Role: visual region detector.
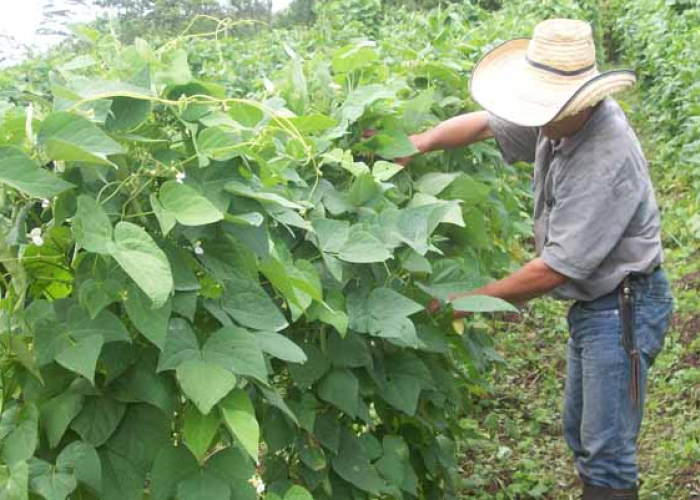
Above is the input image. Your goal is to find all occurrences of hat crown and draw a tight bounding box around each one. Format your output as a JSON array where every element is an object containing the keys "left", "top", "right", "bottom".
[{"left": 527, "top": 19, "right": 596, "bottom": 73}]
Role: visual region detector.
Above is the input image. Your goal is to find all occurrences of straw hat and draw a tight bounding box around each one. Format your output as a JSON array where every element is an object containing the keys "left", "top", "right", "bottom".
[{"left": 470, "top": 19, "right": 636, "bottom": 127}]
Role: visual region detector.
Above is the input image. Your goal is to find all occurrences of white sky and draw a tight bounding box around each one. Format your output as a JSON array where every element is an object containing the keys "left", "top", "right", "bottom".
[{"left": 0, "top": 0, "right": 294, "bottom": 65}]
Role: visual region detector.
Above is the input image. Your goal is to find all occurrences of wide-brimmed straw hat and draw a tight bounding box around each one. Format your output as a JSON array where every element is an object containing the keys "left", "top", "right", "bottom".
[{"left": 470, "top": 19, "right": 636, "bottom": 127}]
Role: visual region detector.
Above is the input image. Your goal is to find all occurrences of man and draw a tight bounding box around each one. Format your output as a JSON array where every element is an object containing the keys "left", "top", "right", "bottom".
[{"left": 400, "top": 19, "right": 674, "bottom": 500}]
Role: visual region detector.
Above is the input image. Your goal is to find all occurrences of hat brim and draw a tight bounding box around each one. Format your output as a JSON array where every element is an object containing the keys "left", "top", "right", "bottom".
[{"left": 470, "top": 38, "right": 636, "bottom": 127}]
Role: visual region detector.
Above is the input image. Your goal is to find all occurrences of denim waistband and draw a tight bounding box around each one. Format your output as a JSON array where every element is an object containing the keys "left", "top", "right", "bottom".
[{"left": 575, "top": 265, "right": 663, "bottom": 310}]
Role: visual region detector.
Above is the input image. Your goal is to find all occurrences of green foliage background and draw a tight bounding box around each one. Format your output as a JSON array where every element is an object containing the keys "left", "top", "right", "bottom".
[{"left": 1, "top": 0, "right": 695, "bottom": 499}]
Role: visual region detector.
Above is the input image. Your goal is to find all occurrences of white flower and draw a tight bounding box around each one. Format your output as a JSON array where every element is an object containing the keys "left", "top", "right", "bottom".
[
  {"left": 193, "top": 241, "right": 204, "bottom": 255},
  {"left": 175, "top": 172, "right": 186, "bottom": 183},
  {"left": 248, "top": 475, "right": 265, "bottom": 495},
  {"left": 28, "top": 227, "right": 44, "bottom": 247},
  {"left": 41, "top": 198, "right": 50, "bottom": 208}
]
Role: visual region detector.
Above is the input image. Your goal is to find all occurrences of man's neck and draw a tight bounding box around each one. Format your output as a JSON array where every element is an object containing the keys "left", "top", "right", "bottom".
[{"left": 543, "top": 105, "right": 596, "bottom": 140}]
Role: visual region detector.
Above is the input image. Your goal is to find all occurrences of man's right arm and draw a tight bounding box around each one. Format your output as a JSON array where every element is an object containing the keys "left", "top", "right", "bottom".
[{"left": 409, "top": 111, "right": 493, "bottom": 156}]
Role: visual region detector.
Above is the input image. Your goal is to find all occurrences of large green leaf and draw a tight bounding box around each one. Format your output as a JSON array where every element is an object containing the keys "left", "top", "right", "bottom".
[
  {"left": 332, "top": 430, "right": 387, "bottom": 495},
  {"left": 176, "top": 471, "right": 230, "bottom": 500},
  {"left": 202, "top": 326, "right": 269, "bottom": 383},
  {"left": 150, "top": 445, "right": 199, "bottom": 500},
  {"left": 56, "top": 441, "right": 101, "bottom": 494},
  {"left": 205, "top": 448, "right": 256, "bottom": 500},
  {"left": 73, "top": 195, "right": 112, "bottom": 254},
  {"left": 157, "top": 319, "right": 200, "bottom": 372},
  {"left": 318, "top": 369, "right": 359, "bottom": 418},
  {"left": 158, "top": 181, "right": 224, "bottom": 227},
  {"left": 111, "top": 222, "right": 173, "bottom": 309},
  {"left": 27, "top": 459, "right": 77, "bottom": 500},
  {"left": 0, "top": 147, "right": 74, "bottom": 199},
  {"left": 219, "top": 390, "right": 259, "bottom": 463},
  {"left": 40, "top": 392, "right": 84, "bottom": 449},
  {"left": 176, "top": 360, "right": 237, "bottom": 415},
  {"left": 220, "top": 277, "right": 288, "bottom": 332},
  {"left": 124, "top": 284, "right": 172, "bottom": 349},
  {"left": 338, "top": 229, "right": 391, "bottom": 264},
  {"left": 70, "top": 397, "right": 126, "bottom": 447},
  {"left": 451, "top": 295, "right": 518, "bottom": 313},
  {"left": 0, "top": 404, "right": 39, "bottom": 465},
  {"left": 55, "top": 335, "right": 104, "bottom": 384},
  {"left": 183, "top": 405, "right": 219, "bottom": 460},
  {"left": 98, "top": 449, "right": 144, "bottom": 500},
  {"left": 37, "top": 112, "right": 124, "bottom": 165},
  {"left": 254, "top": 331, "right": 307, "bottom": 363},
  {"left": 0, "top": 460, "right": 29, "bottom": 500}
]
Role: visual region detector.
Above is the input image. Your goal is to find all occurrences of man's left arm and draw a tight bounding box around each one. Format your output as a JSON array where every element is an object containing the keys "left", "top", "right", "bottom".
[{"left": 448, "top": 258, "right": 568, "bottom": 316}]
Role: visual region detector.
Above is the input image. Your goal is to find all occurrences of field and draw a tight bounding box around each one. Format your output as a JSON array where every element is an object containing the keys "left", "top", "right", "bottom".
[{"left": 0, "top": 1, "right": 697, "bottom": 499}]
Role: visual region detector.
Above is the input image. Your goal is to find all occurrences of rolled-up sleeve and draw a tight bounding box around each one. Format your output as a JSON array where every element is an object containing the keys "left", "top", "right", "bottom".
[
  {"left": 541, "top": 157, "right": 645, "bottom": 280},
  {"left": 488, "top": 113, "right": 539, "bottom": 164}
]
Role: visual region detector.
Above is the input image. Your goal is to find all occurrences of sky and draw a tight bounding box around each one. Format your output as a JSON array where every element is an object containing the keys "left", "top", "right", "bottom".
[{"left": 0, "top": 0, "right": 294, "bottom": 65}]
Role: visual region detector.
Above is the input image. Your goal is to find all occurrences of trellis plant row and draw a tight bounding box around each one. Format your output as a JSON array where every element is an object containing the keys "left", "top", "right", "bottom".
[{"left": 0, "top": 6, "right": 534, "bottom": 500}]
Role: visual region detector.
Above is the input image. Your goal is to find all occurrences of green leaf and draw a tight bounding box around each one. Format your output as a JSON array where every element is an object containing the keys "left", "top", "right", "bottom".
[
  {"left": 220, "top": 277, "right": 288, "bottom": 332},
  {"left": 40, "top": 392, "right": 84, "bottom": 449},
  {"left": 37, "top": 112, "right": 124, "bottom": 165},
  {"left": 150, "top": 445, "right": 199, "bottom": 500},
  {"left": 111, "top": 221, "right": 173, "bottom": 308},
  {"left": 150, "top": 194, "right": 177, "bottom": 236},
  {"left": 34, "top": 305, "right": 128, "bottom": 376},
  {"left": 73, "top": 195, "right": 112, "bottom": 254},
  {"left": 55, "top": 335, "right": 104, "bottom": 384},
  {"left": 177, "top": 359, "right": 237, "bottom": 415},
  {"left": 203, "top": 326, "right": 268, "bottom": 383},
  {"left": 362, "top": 130, "right": 418, "bottom": 159},
  {"left": 157, "top": 319, "right": 200, "bottom": 372},
  {"left": 332, "top": 430, "right": 387, "bottom": 494},
  {"left": 338, "top": 229, "right": 391, "bottom": 264},
  {"left": 56, "top": 441, "right": 101, "bottom": 494},
  {"left": 284, "top": 485, "right": 314, "bottom": 500},
  {"left": 0, "top": 404, "right": 39, "bottom": 465},
  {"left": 225, "top": 181, "right": 303, "bottom": 210},
  {"left": 0, "top": 460, "right": 29, "bottom": 500},
  {"left": 27, "top": 460, "right": 77, "bottom": 500},
  {"left": 98, "top": 449, "right": 144, "bottom": 500},
  {"left": 451, "top": 295, "right": 517, "bottom": 313},
  {"left": 70, "top": 397, "right": 126, "bottom": 447},
  {"left": 369, "top": 288, "right": 423, "bottom": 320},
  {"left": 156, "top": 49, "right": 192, "bottom": 86},
  {"left": 124, "top": 284, "right": 171, "bottom": 349},
  {"left": 158, "top": 181, "right": 224, "bottom": 226},
  {"left": 176, "top": 471, "right": 230, "bottom": 500},
  {"left": 328, "top": 332, "right": 371, "bottom": 368},
  {"left": 105, "top": 97, "right": 151, "bottom": 132},
  {"left": 446, "top": 175, "right": 491, "bottom": 207},
  {"left": 376, "top": 436, "right": 409, "bottom": 487},
  {"left": 183, "top": 405, "right": 219, "bottom": 460},
  {"left": 0, "top": 147, "right": 74, "bottom": 199},
  {"left": 206, "top": 447, "right": 256, "bottom": 500},
  {"left": 311, "top": 219, "right": 349, "bottom": 253},
  {"left": 332, "top": 41, "right": 379, "bottom": 73},
  {"left": 219, "top": 389, "right": 259, "bottom": 463},
  {"left": 318, "top": 369, "right": 359, "bottom": 417},
  {"left": 104, "top": 404, "right": 171, "bottom": 473},
  {"left": 254, "top": 331, "right": 307, "bottom": 363},
  {"left": 288, "top": 344, "right": 331, "bottom": 389},
  {"left": 372, "top": 160, "right": 404, "bottom": 182},
  {"left": 414, "top": 172, "right": 460, "bottom": 196}
]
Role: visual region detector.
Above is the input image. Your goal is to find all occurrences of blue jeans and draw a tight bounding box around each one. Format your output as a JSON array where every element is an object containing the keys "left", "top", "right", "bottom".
[{"left": 563, "top": 268, "right": 674, "bottom": 489}]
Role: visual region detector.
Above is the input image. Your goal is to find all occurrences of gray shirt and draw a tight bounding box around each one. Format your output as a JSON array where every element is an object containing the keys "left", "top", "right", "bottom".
[{"left": 488, "top": 98, "right": 663, "bottom": 301}]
